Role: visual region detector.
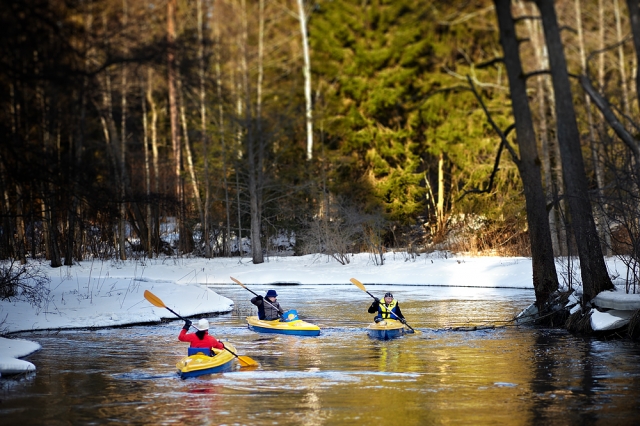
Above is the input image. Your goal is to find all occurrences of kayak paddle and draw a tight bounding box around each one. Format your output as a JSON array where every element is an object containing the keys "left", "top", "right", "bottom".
[
  {"left": 230, "top": 276, "right": 284, "bottom": 318},
  {"left": 143, "top": 289, "right": 258, "bottom": 367},
  {"left": 349, "top": 278, "right": 421, "bottom": 334}
]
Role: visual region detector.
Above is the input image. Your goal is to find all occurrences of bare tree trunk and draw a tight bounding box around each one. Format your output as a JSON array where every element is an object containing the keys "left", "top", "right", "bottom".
[
  {"left": 167, "top": 0, "right": 184, "bottom": 254},
  {"left": 118, "top": 0, "right": 128, "bottom": 261},
  {"left": 142, "top": 77, "right": 152, "bottom": 257},
  {"left": 234, "top": 69, "right": 244, "bottom": 258},
  {"left": 178, "top": 72, "right": 203, "bottom": 254},
  {"left": 297, "top": 0, "right": 313, "bottom": 160},
  {"left": 213, "top": 6, "right": 232, "bottom": 257},
  {"left": 437, "top": 152, "right": 445, "bottom": 233},
  {"left": 147, "top": 69, "right": 160, "bottom": 255},
  {"left": 198, "top": 0, "right": 211, "bottom": 258},
  {"left": 8, "top": 82, "right": 26, "bottom": 263},
  {"left": 626, "top": 0, "right": 640, "bottom": 112},
  {"left": 493, "top": 0, "right": 558, "bottom": 307},
  {"left": 523, "top": 2, "right": 564, "bottom": 256},
  {"left": 240, "top": 0, "right": 264, "bottom": 264},
  {"left": 15, "top": 183, "right": 26, "bottom": 263},
  {"left": 576, "top": 0, "right": 609, "bottom": 255},
  {"left": 257, "top": 0, "right": 264, "bottom": 119},
  {"left": 615, "top": 0, "right": 631, "bottom": 118},
  {"left": 534, "top": 0, "right": 613, "bottom": 302}
]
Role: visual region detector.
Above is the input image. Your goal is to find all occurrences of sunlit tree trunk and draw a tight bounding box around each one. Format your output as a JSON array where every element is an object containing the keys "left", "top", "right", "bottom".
[
  {"left": 437, "top": 152, "right": 445, "bottom": 233},
  {"left": 297, "top": 0, "right": 313, "bottom": 160},
  {"left": 177, "top": 72, "right": 200, "bottom": 255},
  {"left": 146, "top": 69, "right": 161, "bottom": 256}
]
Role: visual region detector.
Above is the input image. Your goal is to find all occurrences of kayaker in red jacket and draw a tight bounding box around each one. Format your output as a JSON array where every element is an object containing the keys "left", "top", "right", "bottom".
[{"left": 178, "top": 318, "right": 224, "bottom": 350}]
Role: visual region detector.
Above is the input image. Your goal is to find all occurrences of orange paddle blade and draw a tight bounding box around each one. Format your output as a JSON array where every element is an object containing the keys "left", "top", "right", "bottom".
[
  {"left": 144, "top": 290, "right": 166, "bottom": 308},
  {"left": 230, "top": 276, "right": 247, "bottom": 288},
  {"left": 349, "top": 278, "right": 367, "bottom": 292},
  {"left": 237, "top": 355, "right": 258, "bottom": 367}
]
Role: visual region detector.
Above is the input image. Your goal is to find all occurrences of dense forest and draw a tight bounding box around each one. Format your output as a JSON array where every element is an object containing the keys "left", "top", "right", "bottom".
[{"left": 2, "top": 0, "right": 640, "bottom": 307}]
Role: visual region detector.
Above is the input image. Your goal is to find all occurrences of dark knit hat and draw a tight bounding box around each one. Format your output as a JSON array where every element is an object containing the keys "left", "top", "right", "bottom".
[{"left": 266, "top": 289, "right": 278, "bottom": 298}]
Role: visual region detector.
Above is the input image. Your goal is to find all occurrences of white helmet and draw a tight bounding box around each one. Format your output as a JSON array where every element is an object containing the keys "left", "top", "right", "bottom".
[{"left": 194, "top": 318, "right": 210, "bottom": 331}]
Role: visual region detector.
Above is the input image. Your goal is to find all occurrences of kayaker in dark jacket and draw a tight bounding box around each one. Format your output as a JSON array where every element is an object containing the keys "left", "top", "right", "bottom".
[
  {"left": 178, "top": 318, "right": 224, "bottom": 351},
  {"left": 368, "top": 292, "right": 406, "bottom": 323},
  {"left": 251, "top": 289, "right": 284, "bottom": 320}
]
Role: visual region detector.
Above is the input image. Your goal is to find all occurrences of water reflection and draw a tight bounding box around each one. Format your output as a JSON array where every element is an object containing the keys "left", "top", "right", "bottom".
[{"left": 3, "top": 285, "right": 640, "bottom": 425}]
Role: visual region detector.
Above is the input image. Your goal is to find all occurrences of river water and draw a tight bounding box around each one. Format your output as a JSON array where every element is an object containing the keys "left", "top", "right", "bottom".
[{"left": 2, "top": 284, "right": 640, "bottom": 425}]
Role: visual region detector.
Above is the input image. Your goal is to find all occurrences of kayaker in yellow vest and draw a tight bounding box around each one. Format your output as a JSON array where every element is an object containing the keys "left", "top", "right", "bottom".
[
  {"left": 251, "top": 289, "right": 284, "bottom": 320},
  {"left": 368, "top": 292, "right": 406, "bottom": 324}
]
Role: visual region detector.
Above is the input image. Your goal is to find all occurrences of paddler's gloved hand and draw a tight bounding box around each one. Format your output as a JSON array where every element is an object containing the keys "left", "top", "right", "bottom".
[
  {"left": 256, "top": 295, "right": 263, "bottom": 301},
  {"left": 400, "top": 318, "right": 407, "bottom": 325},
  {"left": 183, "top": 320, "right": 192, "bottom": 330}
]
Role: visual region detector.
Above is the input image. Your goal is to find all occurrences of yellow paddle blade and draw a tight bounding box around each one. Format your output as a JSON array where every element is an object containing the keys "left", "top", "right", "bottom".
[
  {"left": 230, "top": 276, "right": 247, "bottom": 288},
  {"left": 144, "top": 290, "right": 166, "bottom": 308},
  {"left": 237, "top": 355, "right": 259, "bottom": 368},
  {"left": 349, "top": 277, "right": 367, "bottom": 292}
]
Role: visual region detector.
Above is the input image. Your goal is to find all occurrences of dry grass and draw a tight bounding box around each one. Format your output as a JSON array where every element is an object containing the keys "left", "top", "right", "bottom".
[
  {"left": 565, "top": 310, "right": 593, "bottom": 334},
  {"left": 627, "top": 309, "right": 640, "bottom": 339}
]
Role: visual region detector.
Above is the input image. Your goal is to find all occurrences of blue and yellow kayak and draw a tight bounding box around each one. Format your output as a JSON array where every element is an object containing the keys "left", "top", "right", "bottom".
[
  {"left": 367, "top": 319, "right": 405, "bottom": 340},
  {"left": 246, "top": 312, "right": 320, "bottom": 336},
  {"left": 176, "top": 343, "right": 237, "bottom": 378}
]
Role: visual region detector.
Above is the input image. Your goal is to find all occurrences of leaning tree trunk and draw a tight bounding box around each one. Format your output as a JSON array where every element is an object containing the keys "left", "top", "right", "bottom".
[
  {"left": 494, "top": 0, "right": 559, "bottom": 307},
  {"left": 534, "top": 0, "right": 614, "bottom": 303}
]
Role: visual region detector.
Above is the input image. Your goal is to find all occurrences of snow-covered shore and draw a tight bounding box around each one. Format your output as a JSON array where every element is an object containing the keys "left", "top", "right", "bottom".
[{"left": 0, "top": 252, "right": 637, "bottom": 376}]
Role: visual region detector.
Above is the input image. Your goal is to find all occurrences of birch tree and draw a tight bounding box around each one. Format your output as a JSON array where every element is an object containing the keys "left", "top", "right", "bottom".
[{"left": 297, "top": 0, "right": 313, "bottom": 160}]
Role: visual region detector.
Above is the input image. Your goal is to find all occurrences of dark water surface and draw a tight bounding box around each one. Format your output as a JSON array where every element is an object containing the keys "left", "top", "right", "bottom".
[{"left": 2, "top": 285, "right": 640, "bottom": 425}]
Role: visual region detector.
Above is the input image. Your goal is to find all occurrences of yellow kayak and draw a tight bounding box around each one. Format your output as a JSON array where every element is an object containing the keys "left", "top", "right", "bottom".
[
  {"left": 176, "top": 342, "right": 237, "bottom": 378},
  {"left": 246, "top": 315, "right": 320, "bottom": 336},
  {"left": 367, "top": 319, "right": 406, "bottom": 340}
]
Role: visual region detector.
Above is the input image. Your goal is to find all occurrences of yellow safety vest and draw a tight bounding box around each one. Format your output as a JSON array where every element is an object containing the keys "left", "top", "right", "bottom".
[{"left": 379, "top": 300, "right": 398, "bottom": 319}]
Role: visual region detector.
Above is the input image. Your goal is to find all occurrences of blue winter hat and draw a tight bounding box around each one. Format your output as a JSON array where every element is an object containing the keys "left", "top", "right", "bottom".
[{"left": 266, "top": 289, "right": 278, "bottom": 298}]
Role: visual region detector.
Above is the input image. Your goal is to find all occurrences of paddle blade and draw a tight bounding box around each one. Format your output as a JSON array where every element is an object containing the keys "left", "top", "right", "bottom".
[
  {"left": 349, "top": 278, "right": 367, "bottom": 292},
  {"left": 144, "top": 290, "right": 166, "bottom": 308},
  {"left": 237, "top": 355, "right": 258, "bottom": 368},
  {"left": 230, "top": 276, "right": 246, "bottom": 288}
]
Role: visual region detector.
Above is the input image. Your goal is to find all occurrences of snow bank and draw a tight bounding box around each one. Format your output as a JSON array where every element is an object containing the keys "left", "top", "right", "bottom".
[{"left": 0, "top": 337, "right": 40, "bottom": 376}]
